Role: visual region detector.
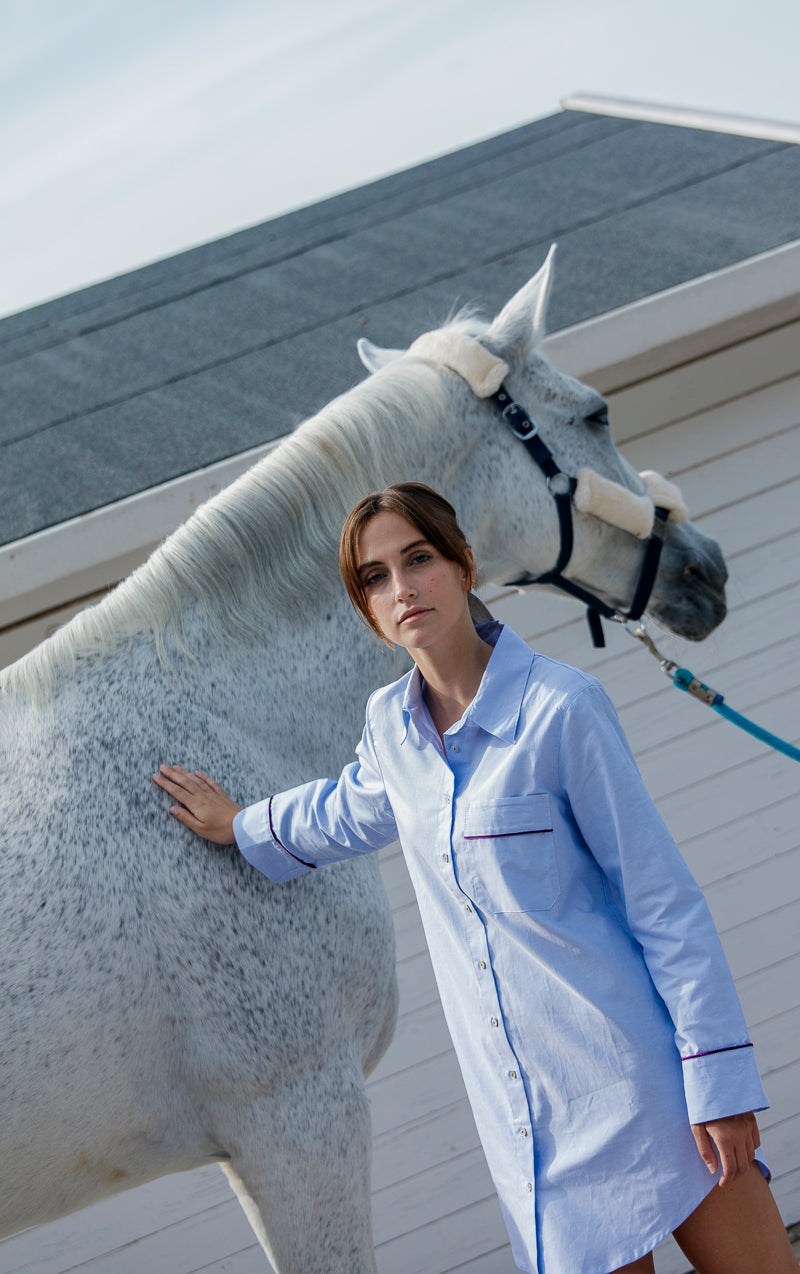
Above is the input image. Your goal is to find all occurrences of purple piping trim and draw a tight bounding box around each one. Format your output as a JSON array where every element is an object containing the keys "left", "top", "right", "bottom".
[
  {"left": 268, "top": 796, "right": 316, "bottom": 870},
  {"left": 464, "top": 828, "right": 552, "bottom": 840},
  {"left": 681, "top": 1043, "right": 753, "bottom": 1062}
]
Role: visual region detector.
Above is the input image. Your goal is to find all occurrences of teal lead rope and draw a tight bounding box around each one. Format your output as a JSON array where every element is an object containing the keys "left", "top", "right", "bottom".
[{"left": 627, "top": 625, "right": 800, "bottom": 764}]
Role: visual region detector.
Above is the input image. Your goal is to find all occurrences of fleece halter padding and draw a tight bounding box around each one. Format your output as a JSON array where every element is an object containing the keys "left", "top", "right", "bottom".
[
  {"left": 405, "top": 329, "right": 688, "bottom": 540},
  {"left": 574, "top": 468, "right": 688, "bottom": 539},
  {"left": 406, "top": 331, "right": 509, "bottom": 398}
]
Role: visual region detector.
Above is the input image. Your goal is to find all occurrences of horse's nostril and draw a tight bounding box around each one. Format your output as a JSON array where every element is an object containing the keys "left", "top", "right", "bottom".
[{"left": 682, "top": 554, "right": 727, "bottom": 591}]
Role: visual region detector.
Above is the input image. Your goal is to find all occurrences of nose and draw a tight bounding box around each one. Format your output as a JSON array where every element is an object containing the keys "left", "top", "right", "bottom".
[
  {"left": 393, "top": 569, "right": 416, "bottom": 600},
  {"left": 681, "top": 538, "right": 728, "bottom": 594}
]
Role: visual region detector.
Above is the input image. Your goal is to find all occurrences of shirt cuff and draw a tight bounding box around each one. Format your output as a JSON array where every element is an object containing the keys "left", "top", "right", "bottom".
[
  {"left": 233, "top": 799, "right": 315, "bottom": 882},
  {"left": 681, "top": 1044, "right": 769, "bottom": 1125}
]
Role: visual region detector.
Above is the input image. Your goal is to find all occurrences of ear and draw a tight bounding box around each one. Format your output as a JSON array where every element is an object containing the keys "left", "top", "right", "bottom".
[
  {"left": 484, "top": 244, "right": 556, "bottom": 359},
  {"left": 357, "top": 337, "right": 406, "bottom": 373}
]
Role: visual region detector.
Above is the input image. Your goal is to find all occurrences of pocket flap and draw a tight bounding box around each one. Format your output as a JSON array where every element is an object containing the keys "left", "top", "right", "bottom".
[{"left": 464, "top": 794, "right": 552, "bottom": 839}]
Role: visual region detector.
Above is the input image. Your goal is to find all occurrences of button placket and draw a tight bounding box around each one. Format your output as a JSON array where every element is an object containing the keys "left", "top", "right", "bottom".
[
  {"left": 467, "top": 925, "right": 534, "bottom": 1133},
  {"left": 439, "top": 770, "right": 455, "bottom": 880},
  {"left": 453, "top": 835, "right": 537, "bottom": 1180}
]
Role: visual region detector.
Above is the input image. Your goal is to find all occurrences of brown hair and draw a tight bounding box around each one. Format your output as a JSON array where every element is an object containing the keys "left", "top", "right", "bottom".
[{"left": 339, "top": 482, "right": 475, "bottom": 639}]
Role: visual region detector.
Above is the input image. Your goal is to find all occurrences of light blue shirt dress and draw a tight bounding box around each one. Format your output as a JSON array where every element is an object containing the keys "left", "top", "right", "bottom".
[{"left": 234, "top": 621, "right": 768, "bottom": 1274}]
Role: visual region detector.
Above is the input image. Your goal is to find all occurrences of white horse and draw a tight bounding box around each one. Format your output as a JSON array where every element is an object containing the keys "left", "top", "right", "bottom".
[{"left": 0, "top": 252, "right": 726, "bottom": 1272}]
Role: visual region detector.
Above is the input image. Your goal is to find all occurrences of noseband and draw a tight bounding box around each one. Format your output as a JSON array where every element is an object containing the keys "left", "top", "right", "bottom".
[
  {"left": 404, "top": 329, "right": 687, "bottom": 648},
  {"left": 489, "top": 386, "right": 671, "bottom": 647}
]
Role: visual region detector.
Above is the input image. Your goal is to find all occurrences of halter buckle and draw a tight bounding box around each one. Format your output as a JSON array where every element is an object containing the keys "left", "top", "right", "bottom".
[{"left": 501, "top": 400, "right": 539, "bottom": 442}]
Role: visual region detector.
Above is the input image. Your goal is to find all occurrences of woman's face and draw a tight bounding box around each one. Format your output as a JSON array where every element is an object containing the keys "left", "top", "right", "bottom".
[{"left": 356, "top": 511, "right": 473, "bottom": 654}]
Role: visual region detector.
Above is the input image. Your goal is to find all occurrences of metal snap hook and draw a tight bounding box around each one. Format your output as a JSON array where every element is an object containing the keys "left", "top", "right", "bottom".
[{"left": 624, "top": 621, "right": 678, "bottom": 677}]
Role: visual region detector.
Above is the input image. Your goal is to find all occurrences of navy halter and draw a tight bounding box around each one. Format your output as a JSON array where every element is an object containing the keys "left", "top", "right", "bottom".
[{"left": 489, "top": 385, "right": 670, "bottom": 648}]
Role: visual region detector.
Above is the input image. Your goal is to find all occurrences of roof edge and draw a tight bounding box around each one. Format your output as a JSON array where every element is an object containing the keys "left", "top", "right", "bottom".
[
  {"left": 0, "top": 438, "right": 278, "bottom": 636},
  {"left": 562, "top": 93, "right": 800, "bottom": 144},
  {"left": 542, "top": 238, "right": 800, "bottom": 391}
]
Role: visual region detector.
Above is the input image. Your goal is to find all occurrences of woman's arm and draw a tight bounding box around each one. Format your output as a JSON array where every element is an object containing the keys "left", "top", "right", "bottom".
[
  {"left": 153, "top": 703, "right": 398, "bottom": 880},
  {"left": 556, "top": 683, "right": 769, "bottom": 1155}
]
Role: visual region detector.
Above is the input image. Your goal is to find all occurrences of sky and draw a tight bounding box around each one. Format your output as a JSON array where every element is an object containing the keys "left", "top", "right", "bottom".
[{"left": 2, "top": 0, "right": 799, "bottom": 320}]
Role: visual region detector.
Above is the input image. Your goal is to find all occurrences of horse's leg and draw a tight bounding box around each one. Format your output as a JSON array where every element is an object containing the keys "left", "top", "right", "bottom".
[{"left": 211, "top": 1059, "right": 378, "bottom": 1274}]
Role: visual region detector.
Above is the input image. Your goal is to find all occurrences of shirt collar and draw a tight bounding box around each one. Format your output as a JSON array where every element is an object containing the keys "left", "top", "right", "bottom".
[{"left": 400, "top": 621, "right": 534, "bottom": 745}]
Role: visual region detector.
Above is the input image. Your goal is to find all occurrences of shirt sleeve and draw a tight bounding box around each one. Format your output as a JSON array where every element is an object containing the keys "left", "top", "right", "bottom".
[
  {"left": 557, "top": 683, "right": 768, "bottom": 1126},
  {"left": 233, "top": 702, "right": 398, "bottom": 882}
]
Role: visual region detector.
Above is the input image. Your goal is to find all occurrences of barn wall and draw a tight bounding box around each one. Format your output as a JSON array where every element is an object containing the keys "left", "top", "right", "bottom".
[{"left": 2, "top": 278, "right": 798, "bottom": 1274}]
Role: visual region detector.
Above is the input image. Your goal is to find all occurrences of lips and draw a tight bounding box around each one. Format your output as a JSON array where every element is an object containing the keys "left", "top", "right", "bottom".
[{"left": 399, "top": 607, "right": 431, "bottom": 624}]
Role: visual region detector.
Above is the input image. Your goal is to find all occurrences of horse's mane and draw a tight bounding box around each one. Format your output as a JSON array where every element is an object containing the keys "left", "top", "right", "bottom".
[{"left": 2, "top": 350, "right": 463, "bottom": 702}]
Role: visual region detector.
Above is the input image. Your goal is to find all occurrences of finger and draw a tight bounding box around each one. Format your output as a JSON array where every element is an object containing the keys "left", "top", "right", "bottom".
[
  {"left": 691, "top": 1125, "right": 718, "bottom": 1175},
  {"left": 152, "top": 773, "right": 181, "bottom": 796},
  {"left": 193, "top": 771, "right": 227, "bottom": 794},
  {"left": 159, "top": 765, "right": 214, "bottom": 796},
  {"left": 153, "top": 773, "right": 198, "bottom": 800},
  {"left": 716, "top": 1135, "right": 742, "bottom": 1188},
  {"left": 168, "top": 805, "right": 206, "bottom": 834},
  {"left": 159, "top": 763, "right": 200, "bottom": 785},
  {"left": 717, "top": 1153, "right": 732, "bottom": 1188}
]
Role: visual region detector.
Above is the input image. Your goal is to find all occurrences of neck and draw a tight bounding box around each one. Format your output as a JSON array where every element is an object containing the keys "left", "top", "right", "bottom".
[{"left": 414, "top": 617, "right": 493, "bottom": 739}]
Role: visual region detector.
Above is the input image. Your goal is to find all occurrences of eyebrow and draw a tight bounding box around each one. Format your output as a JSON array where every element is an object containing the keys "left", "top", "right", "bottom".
[{"left": 358, "top": 538, "right": 430, "bottom": 576}]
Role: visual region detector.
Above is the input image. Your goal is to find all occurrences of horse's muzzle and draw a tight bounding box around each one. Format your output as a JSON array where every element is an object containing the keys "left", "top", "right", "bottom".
[{"left": 650, "top": 529, "right": 728, "bottom": 641}]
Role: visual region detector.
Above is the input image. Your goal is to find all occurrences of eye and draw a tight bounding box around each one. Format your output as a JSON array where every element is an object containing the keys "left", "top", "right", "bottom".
[
  {"left": 410, "top": 551, "right": 432, "bottom": 566},
  {"left": 363, "top": 569, "right": 386, "bottom": 588}
]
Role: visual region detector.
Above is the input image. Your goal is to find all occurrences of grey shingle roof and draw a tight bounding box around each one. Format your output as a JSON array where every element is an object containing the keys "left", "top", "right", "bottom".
[{"left": 1, "top": 107, "right": 798, "bottom": 547}]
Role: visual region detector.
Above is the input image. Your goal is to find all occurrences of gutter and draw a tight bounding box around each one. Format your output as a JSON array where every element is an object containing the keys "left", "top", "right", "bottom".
[{"left": 562, "top": 93, "right": 800, "bottom": 145}]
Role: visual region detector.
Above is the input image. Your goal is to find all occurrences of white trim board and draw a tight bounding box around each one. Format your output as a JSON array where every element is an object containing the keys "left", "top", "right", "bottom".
[
  {"left": 542, "top": 239, "right": 800, "bottom": 391},
  {"left": 0, "top": 439, "right": 278, "bottom": 632}
]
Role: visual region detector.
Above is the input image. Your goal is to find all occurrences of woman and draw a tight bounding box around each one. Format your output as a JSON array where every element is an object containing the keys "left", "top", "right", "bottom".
[{"left": 154, "top": 483, "right": 795, "bottom": 1274}]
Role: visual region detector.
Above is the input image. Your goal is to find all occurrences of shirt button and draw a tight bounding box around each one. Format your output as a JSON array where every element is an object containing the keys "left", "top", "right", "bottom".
[
  {"left": 527, "top": 1182, "right": 533, "bottom": 1192},
  {"left": 491, "top": 1017, "right": 499, "bottom": 1027},
  {"left": 442, "top": 854, "right": 449, "bottom": 863},
  {"left": 444, "top": 795, "right": 451, "bottom": 805},
  {"left": 451, "top": 744, "right": 460, "bottom": 753},
  {"left": 520, "top": 1128, "right": 528, "bottom": 1137},
  {"left": 509, "top": 1069, "right": 517, "bottom": 1079},
  {"left": 465, "top": 904, "right": 472, "bottom": 913},
  {"left": 478, "top": 961, "right": 486, "bottom": 970}
]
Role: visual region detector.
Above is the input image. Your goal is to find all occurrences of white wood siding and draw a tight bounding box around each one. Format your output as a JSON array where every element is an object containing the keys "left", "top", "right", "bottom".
[{"left": 2, "top": 304, "right": 798, "bottom": 1274}]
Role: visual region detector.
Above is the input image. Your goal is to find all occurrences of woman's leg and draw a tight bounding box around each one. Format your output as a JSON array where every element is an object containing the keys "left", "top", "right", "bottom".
[{"left": 672, "top": 1162, "right": 797, "bottom": 1273}]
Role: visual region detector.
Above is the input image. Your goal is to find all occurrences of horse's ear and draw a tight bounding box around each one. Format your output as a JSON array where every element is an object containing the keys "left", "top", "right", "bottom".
[
  {"left": 485, "top": 244, "right": 556, "bottom": 358},
  {"left": 357, "top": 337, "right": 405, "bottom": 373}
]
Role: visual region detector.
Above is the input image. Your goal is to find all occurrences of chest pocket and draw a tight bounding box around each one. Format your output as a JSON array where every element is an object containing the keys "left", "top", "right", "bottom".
[{"left": 462, "top": 794, "right": 559, "bottom": 913}]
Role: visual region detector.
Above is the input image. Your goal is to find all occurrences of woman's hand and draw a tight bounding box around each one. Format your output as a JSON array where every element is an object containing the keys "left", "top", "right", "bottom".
[
  {"left": 691, "top": 1111, "right": 760, "bottom": 1188},
  {"left": 152, "top": 765, "right": 242, "bottom": 844}
]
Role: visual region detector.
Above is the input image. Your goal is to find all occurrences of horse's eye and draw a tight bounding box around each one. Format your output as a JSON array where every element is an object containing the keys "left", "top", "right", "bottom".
[{"left": 585, "top": 402, "right": 609, "bottom": 428}]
